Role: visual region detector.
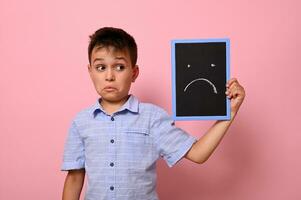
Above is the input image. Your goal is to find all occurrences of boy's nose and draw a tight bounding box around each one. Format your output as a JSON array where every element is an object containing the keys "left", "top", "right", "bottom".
[{"left": 105, "top": 69, "right": 115, "bottom": 81}]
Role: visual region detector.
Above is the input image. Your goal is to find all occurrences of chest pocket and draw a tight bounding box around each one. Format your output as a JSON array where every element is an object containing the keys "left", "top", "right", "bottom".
[
  {"left": 124, "top": 128, "right": 151, "bottom": 144},
  {"left": 121, "top": 128, "right": 154, "bottom": 169}
]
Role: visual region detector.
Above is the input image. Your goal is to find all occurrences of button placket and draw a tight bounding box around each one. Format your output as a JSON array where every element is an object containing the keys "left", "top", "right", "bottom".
[{"left": 109, "top": 114, "right": 116, "bottom": 197}]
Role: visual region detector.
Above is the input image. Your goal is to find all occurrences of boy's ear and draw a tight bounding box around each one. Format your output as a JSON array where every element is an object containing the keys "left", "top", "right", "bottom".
[
  {"left": 87, "top": 64, "right": 93, "bottom": 79},
  {"left": 87, "top": 64, "right": 92, "bottom": 73},
  {"left": 132, "top": 65, "right": 139, "bottom": 82}
]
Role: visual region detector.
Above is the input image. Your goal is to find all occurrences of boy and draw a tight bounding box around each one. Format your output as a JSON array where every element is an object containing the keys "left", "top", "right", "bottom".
[{"left": 61, "top": 27, "right": 245, "bottom": 200}]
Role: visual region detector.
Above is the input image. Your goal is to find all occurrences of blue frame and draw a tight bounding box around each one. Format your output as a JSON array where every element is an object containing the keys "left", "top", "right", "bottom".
[{"left": 171, "top": 38, "right": 231, "bottom": 121}]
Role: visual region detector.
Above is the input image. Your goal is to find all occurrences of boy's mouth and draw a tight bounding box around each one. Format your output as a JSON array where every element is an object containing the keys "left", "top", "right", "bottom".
[{"left": 103, "top": 86, "right": 117, "bottom": 92}]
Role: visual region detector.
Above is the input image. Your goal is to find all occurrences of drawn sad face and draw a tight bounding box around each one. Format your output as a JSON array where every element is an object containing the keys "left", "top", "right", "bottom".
[{"left": 175, "top": 42, "right": 227, "bottom": 116}]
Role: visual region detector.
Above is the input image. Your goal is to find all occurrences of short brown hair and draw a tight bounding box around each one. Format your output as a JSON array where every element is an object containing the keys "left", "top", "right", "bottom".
[{"left": 88, "top": 27, "right": 138, "bottom": 66}]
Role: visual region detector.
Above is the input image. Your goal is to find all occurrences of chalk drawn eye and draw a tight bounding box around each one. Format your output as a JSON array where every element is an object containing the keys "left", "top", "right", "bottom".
[
  {"left": 184, "top": 78, "right": 218, "bottom": 94},
  {"left": 187, "top": 64, "right": 191, "bottom": 68}
]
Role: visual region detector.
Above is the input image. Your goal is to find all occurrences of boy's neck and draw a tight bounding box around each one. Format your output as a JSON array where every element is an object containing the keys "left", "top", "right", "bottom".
[{"left": 100, "top": 95, "right": 130, "bottom": 116}]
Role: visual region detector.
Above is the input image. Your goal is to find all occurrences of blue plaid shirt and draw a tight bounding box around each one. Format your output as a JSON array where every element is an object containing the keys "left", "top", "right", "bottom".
[{"left": 61, "top": 95, "right": 197, "bottom": 200}]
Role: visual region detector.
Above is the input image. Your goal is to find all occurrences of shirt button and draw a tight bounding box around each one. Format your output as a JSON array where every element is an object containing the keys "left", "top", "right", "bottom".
[
  {"left": 111, "top": 117, "right": 114, "bottom": 121},
  {"left": 110, "top": 139, "right": 114, "bottom": 143},
  {"left": 110, "top": 186, "right": 114, "bottom": 191},
  {"left": 110, "top": 162, "right": 114, "bottom": 167}
]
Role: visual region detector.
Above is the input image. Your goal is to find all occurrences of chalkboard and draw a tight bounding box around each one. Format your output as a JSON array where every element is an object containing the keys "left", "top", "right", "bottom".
[{"left": 171, "top": 39, "right": 230, "bottom": 120}]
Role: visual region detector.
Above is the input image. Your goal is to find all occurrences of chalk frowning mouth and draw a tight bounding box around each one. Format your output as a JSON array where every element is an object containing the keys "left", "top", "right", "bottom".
[{"left": 184, "top": 78, "right": 218, "bottom": 94}]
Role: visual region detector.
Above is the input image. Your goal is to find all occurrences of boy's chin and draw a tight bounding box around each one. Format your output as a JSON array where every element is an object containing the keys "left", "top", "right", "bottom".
[{"left": 99, "top": 94, "right": 129, "bottom": 103}]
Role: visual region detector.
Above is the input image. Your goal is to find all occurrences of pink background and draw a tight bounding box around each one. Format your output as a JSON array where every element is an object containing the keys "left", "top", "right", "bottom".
[{"left": 0, "top": 0, "right": 300, "bottom": 199}]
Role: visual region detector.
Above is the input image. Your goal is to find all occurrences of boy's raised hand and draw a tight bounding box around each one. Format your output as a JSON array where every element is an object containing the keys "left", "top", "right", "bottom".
[
  {"left": 225, "top": 78, "right": 246, "bottom": 117},
  {"left": 185, "top": 78, "right": 245, "bottom": 164}
]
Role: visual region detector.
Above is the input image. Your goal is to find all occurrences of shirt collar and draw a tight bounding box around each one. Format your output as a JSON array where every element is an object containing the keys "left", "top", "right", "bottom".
[{"left": 90, "top": 95, "right": 139, "bottom": 117}]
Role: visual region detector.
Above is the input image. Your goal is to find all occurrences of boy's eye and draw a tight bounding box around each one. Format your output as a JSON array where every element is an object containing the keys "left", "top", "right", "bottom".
[
  {"left": 96, "top": 65, "right": 106, "bottom": 71},
  {"left": 115, "top": 65, "right": 125, "bottom": 71}
]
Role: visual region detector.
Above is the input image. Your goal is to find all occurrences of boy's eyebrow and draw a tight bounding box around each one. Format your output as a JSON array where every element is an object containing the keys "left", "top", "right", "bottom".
[
  {"left": 93, "top": 58, "right": 104, "bottom": 64},
  {"left": 115, "top": 57, "right": 128, "bottom": 63},
  {"left": 93, "top": 57, "right": 128, "bottom": 64}
]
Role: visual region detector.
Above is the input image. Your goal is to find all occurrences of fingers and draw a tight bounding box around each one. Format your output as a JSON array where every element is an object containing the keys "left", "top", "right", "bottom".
[
  {"left": 225, "top": 78, "right": 245, "bottom": 99},
  {"left": 226, "top": 85, "right": 243, "bottom": 99},
  {"left": 226, "top": 78, "right": 238, "bottom": 88},
  {"left": 231, "top": 86, "right": 245, "bottom": 99},
  {"left": 225, "top": 78, "right": 237, "bottom": 98}
]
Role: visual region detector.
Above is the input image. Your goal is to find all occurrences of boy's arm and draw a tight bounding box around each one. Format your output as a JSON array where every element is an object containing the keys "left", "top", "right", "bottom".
[
  {"left": 185, "top": 78, "right": 245, "bottom": 164},
  {"left": 62, "top": 169, "right": 85, "bottom": 200}
]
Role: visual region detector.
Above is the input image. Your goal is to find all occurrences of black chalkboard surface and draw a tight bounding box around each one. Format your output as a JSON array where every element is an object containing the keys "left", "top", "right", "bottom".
[{"left": 171, "top": 39, "right": 230, "bottom": 120}]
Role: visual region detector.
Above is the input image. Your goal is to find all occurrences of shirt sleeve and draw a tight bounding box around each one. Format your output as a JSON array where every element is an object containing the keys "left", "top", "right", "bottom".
[
  {"left": 151, "top": 107, "right": 197, "bottom": 167},
  {"left": 61, "top": 120, "right": 85, "bottom": 171}
]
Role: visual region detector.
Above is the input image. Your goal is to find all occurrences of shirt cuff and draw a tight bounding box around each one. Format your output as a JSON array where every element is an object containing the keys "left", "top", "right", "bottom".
[
  {"left": 166, "top": 136, "right": 197, "bottom": 167},
  {"left": 61, "top": 160, "right": 85, "bottom": 171}
]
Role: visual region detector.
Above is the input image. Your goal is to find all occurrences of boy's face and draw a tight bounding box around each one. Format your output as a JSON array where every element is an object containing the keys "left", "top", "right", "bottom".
[{"left": 88, "top": 46, "right": 139, "bottom": 104}]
